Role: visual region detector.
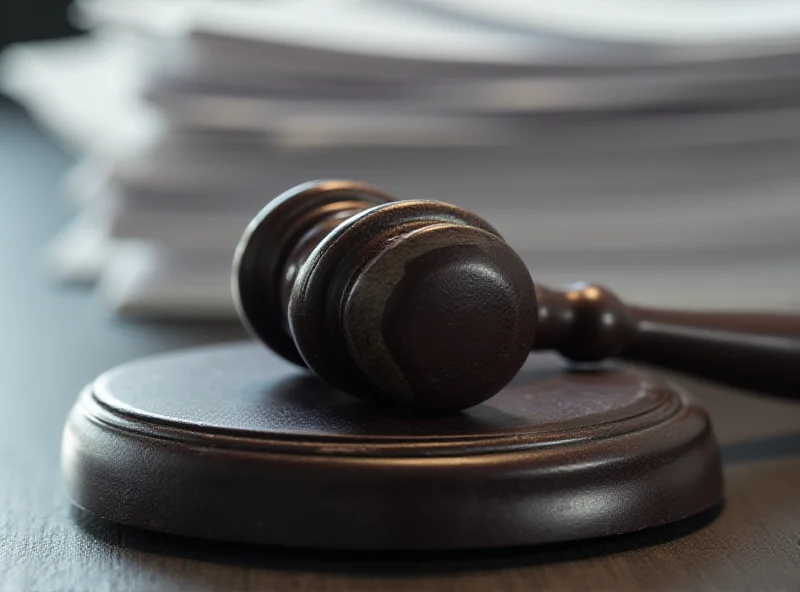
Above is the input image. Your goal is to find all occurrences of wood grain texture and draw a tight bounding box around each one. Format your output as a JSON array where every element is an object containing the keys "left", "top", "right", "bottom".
[
  {"left": 4, "top": 98, "right": 800, "bottom": 591},
  {"left": 234, "top": 181, "right": 537, "bottom": 412}
]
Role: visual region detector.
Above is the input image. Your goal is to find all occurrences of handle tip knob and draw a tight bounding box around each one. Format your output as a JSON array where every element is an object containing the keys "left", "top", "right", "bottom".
[{"left": 555, "top": 283, "right": 636, "bottom": 362}]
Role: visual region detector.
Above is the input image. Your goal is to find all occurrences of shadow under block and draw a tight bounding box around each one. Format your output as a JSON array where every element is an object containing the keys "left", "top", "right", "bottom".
[{"left": 61, "top": 342, "right": 723, "bottom": 550}]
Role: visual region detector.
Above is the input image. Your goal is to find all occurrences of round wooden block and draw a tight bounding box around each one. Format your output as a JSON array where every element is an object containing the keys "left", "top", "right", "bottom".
[{"left": 61, "top": 342, "right": 723, "bottom": 550}]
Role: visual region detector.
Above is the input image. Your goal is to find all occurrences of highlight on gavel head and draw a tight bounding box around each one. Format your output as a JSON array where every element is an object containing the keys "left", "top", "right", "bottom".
[{"left": 233, "top": 180, "right": 537, "bottom": 413}]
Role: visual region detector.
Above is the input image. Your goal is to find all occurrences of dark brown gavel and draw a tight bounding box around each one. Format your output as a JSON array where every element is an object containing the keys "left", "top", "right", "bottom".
[{"left": 234, "top": 180, "right": 800, "bottom": 413}]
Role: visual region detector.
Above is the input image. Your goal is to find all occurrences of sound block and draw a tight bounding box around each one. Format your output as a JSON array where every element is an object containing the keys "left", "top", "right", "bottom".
[{"left": 61, "top": 342, "right": 722, "bottom": 550}]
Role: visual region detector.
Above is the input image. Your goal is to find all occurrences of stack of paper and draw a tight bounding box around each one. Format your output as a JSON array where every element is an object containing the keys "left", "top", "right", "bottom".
[{"left": 4, "top": 0, "right": 800, "bottom": 318}]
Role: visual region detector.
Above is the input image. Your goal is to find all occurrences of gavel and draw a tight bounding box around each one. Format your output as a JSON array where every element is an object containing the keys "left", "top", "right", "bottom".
[{"left": 234, "top": 180, "right": 800, "bottom": 413}]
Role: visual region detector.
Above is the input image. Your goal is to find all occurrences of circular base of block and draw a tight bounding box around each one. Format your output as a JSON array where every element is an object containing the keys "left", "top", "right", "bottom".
[{"left": 61, "top": 342, "right": 722, "bottom": 550}]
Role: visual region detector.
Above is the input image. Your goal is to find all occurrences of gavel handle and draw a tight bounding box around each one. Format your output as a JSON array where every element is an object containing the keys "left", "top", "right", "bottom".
[
  {"left": 533, "top": 284, "right": 800, "bottom": 398},
  {"left": 621, "top": 308, "right": 800, "bottom": 397}
]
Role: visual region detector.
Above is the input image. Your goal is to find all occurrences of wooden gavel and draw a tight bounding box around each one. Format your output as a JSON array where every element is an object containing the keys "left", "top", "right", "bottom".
[{"left": 234, "top": 180, "right": 800, "bottom": 413}]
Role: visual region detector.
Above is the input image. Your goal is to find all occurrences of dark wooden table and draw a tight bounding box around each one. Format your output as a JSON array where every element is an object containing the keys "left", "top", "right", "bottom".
[{"left": 3, "top": 96, "right": 800, "bottom": 591}]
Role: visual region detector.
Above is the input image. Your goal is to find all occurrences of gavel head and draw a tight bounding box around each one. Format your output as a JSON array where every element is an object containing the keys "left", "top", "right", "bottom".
[{"left": 233, "top": 180, "right": 537, "bottom": 413}]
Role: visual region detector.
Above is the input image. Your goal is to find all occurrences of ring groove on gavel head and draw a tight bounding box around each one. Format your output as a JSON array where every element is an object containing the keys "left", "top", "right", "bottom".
[{"left": 233, "top": 180, "right": 537, "bottom": 413}]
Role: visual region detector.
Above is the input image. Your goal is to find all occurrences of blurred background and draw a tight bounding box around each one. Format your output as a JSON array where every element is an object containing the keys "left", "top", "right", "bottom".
[{"left": 3, "top": 0, "right": 800, "bottom": 321}]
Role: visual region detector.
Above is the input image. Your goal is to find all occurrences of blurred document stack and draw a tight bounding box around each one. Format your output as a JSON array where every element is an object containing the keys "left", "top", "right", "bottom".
[{"left": 4, "top": 0, "right": 800, "bottom": 318}]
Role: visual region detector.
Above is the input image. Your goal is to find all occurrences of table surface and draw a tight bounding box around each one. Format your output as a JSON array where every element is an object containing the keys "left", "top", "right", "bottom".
[{"left": 3, "top": 96, "right": 800, "bottom": 591}]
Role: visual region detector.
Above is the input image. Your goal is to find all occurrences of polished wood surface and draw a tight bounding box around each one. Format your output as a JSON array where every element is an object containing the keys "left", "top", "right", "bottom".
[
  {"left": 236, "top": 182, "right": 799, "bottom": 414},
  {"left": 234, "top": 180, "right": 536, "bottom": 412},
  {"left": 4, "top": 98, "right": 800, "bottom": 590},
  {"left": 535, "top": 283, "right": 800, "bottom": 397},
  {"left": 62, "top": 343, "right": 721, "bottom": 548}
]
